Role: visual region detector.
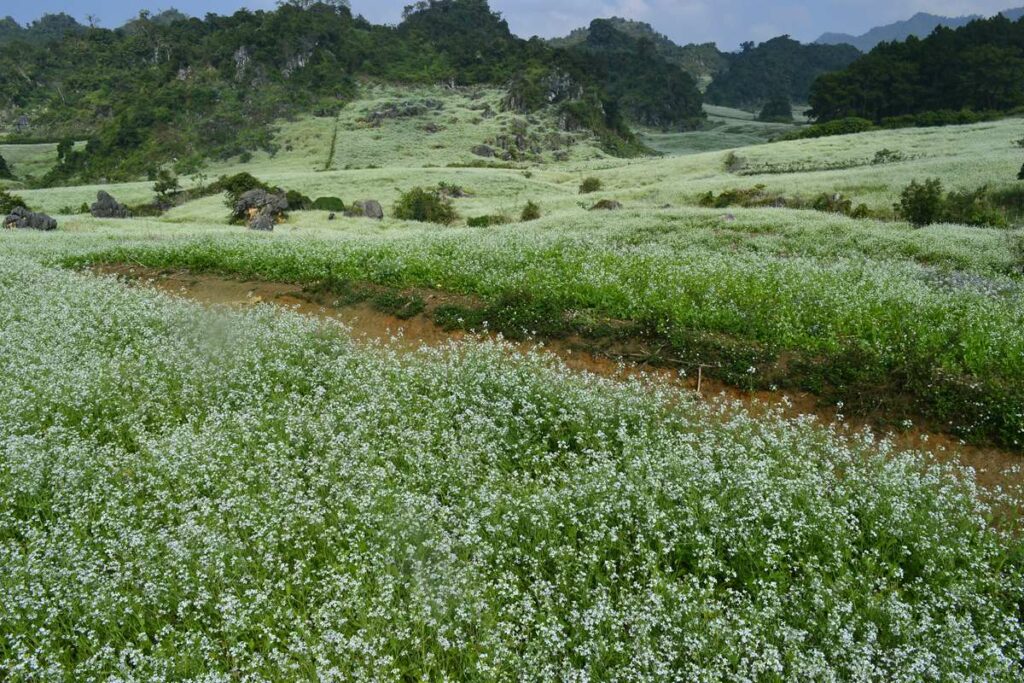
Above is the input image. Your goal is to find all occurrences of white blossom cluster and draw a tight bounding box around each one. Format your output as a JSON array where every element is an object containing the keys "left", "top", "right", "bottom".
[{"left": 1, "top": 256, "right": 1022, "bottom": 680}]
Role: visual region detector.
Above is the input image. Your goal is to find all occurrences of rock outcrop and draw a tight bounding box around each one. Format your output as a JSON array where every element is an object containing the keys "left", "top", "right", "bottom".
[
  {"left": 471, "top": 145, "right": 495, "bottom": 158},
  {"left": 90, "top": 191, "right": 131, "bottom": 219},
  {"left": 4, "top": 206, "right": 57, "bottom": 231},
  {"left": 233, "top": 189, "right": 288, "bottom": 227},
  {"left": 345, "top": 200, "right": 383, "bottom": 220},
  {"left": 589, "top": 199, "right": 623, "bottom": 211}
]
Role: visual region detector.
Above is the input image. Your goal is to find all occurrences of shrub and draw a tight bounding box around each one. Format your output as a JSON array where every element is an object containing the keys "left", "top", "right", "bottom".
[
  {"left": 393, "top": 187, "right": 457, "bottom": 224},
  {"left": 895, "top": 179, "right": 945, "bottom": 227},
  {"left": 723, "top": 151, "right": 747, "bottom": 173},
  {"left": 782, "top": 117, "right": 875, "bottom": 141},
  {"left": 521, "top": 201, "right": 541, "bottom": 222},
  {"left": 467, "top": 214, "right": 508, "bottom": 227},
  {"left": 811, "top": 193, "right": 853, "bottom": 215},
  {"left": 153, "top": 169, "right": 181, "bottom": 203},
  {"left": 0, "top": 189, "right": 27, "bottom": 214},
  {"left": 286, "top": 190, "right": 314, "bottom": 211},
  {"left": 208, "top": 173, "right": 272, "bottom": 207},
  {"left": 1018, "top": 163, "right": 1024, "bottom": 181},
  {"left": 991, "top": 185, "right": 1024, "bottom": 222},
  {"left": 942, "top": 186, "right": 1007, "bottom": 228},
  {"left": 313, "top": 196, "right": 345, "bottom": 212},
  {"left": 579, "top": 177, "right": 602, "bottom": 194},
  {"left": 872, "top": 149, "right": 904, "bottom": 165},
  {"left": 0, "top": 152, "right": 12, "bottom": 179}
]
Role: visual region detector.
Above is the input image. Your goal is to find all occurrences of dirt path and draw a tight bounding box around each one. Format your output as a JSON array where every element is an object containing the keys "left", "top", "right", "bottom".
[{"left": 91, "top": 264, "right": 1024, "bottom": 492}]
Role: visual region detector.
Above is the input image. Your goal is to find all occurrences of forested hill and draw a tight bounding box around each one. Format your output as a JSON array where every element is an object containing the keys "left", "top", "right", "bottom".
[
  {"left": 809, "top": 14, "right": 1024, "bottom": 123},
  {"left": 705, "top": 36, "right": 860, "bottom": 109},
  {"left": 0, "top": 0, "right": 703, "bottom": 184},
  {"left": 816, "top": 7, "right": 1024, "bottom": 52},
  {"left": 549, "top": 17, "right": 727, "bottom": 89}
]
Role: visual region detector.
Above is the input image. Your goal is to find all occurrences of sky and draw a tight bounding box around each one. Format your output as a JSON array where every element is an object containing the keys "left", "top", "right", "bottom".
[{"left": 2, "top": 0, "right": 1021, "bottom": 49}]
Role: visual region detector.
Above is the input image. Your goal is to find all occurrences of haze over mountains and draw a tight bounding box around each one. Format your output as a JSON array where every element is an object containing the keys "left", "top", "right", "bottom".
[{"left": 817, "top": 6, "right": 1024, "bottom": 51}]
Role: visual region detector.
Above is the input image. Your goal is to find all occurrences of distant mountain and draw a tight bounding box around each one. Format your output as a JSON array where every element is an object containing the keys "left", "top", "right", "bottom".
[
  {"left": 817, "top": 7, "right": 1024, "bottom": 51},
  {"left": 550, "top": 17, "right": 727, "bottom": 89}
]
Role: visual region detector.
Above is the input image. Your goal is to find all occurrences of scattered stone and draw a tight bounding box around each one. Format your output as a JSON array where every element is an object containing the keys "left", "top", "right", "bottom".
[
  {"left": 722, "top": 213, "right": 736, "bottom": 222},
  {"left": 361, "top": 99, "right": 444, "bottom": 126},
  {"left": 346, "top": 200, "right": 383, "bottom": 220},
  {"left": 328, "top": 212, "right": 336, "bottom": 221},
  {"left": 471, "top": 145, "right": 495, "bottom": 158},
  {"left": 90, "top": 191, "right": 131, "bottom": 219},
  {"left": 589, "top": 200, "right": 623, "bottom": 211},
  {"left": 422, "top": 122, "right": 442, "bottom": 134},
  {"left": 4, "top": 206, "right": 57, "bottom": 231}
]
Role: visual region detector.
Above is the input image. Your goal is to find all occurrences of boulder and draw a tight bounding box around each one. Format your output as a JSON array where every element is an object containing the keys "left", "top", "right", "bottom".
[
  {"left": 90, "top": 191, "right": 131, "bottom": 219},
  {"left": 248, "top": 213, "right": 275, "bottom": 232},
  {"left": 471, "top": 145, "right": 495, "bottom": 158},
  {"left": 4, "top": 206, "right": 57, "bottom": 231},
  {"left": 233, "top": 189, "right": 287, "bottom": 223},
  {"left": 589, "top": 200, "right": 623, "bottom": 211},
  {"left": 347, "top": 200, "right": 384, "bottom": 220}
]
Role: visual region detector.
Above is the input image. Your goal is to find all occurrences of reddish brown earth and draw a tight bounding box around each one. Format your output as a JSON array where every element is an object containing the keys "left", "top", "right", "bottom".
[{"left": 92, "top": 264, "right": 1024, "bottom": 494}]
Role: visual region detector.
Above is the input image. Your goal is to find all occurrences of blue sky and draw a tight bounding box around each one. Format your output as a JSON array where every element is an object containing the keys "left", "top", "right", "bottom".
[{"left": 2, "top": 1, "right": 1020, "bottom": 49}]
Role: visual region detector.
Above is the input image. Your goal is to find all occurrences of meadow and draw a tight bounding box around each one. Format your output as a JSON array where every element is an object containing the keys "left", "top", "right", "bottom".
[{"left": 2, "top": 86, "right": 1024, "bottom": 679}]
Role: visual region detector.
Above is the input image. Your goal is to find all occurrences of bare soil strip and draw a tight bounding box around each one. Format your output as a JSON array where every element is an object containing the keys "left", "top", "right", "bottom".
[{"left": 91, "top": 264, "right": 1024, "bottom": 492}]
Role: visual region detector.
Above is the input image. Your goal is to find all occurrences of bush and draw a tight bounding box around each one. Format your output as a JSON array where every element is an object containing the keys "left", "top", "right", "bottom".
[
  {"left": 942, "top": 186, "right": 1007, "bottom": 228},
  {"left": 723, "top": 151, "right": 747, "bottom": 173},
  {"left": 467, "top": 214, "right": 508, "bottom": 227},
  {"left": 393, "top": 187, "right": 457, "bottom": 224},
  {"left": 579, "top": 177, "right": 602, "bottom": 194},
  {"left": 0, "top": 152, "right": 13, "bottom": 179},
  {"left": 0, "top": 189, "right": 27, "bottom": 214},
  {"left": 1018, "top": 163, "right": 1024, "bottom": 181},
  {"left": 313, "top": 196, "right": 345, "bottom": 212},
  {"left": 286, "top": 190, "right": 314, "bottom": 211},
  {"left": 895, "top": 179, "right": 945, "bottom": 227},
  {"left": 153, "top": 169, "right": 181, "bottom": 203},
  {"left": 872, "top": 149, "right": 905, "bottom": 165},
  {"left": 521, "top": 201, "right": 541, "bottom": 222},
  {"left": 782, "top": 117, "right": 875, "bottom": 141},
  {"left": 208, "top": 173, "right": 272, "bottom": 207}
]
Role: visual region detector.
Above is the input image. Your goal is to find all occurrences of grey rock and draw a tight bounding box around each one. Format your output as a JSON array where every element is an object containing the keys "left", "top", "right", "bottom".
[
  {"left": 233, "top": 189, "right": 287, "bottom": 223},
  {"left": 248, "top": 213, "right": 275, "bottom": 232},
  {"left": 471, "top": 145, "right": 495, "bottom": 158},
  {"left": 589, "top": 200, "right": 623, "bottom": 211},
  {"left": 4, "top": 206, "right": 57, "bottom": 231},
  {"left": 347, "top": 200, "right": 383, "bottom": 220},
  {"left": 90, "top": 191, "right": 131, "bottom": 219}
]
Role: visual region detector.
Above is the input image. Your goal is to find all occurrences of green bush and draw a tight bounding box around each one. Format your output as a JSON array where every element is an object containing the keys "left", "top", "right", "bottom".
[
  {"left": 942, "top": 186, "right": 1007, "bottom": 228},
  {"left": 783, "top": 117, "right": 875, "bottom": 141},
  {"left": 467, "top": 214, "right": 509, "bottom": 228},
  {"left": 393, "top": 187, "right": 457, "bottom": 224},
  {"left": 895, "top": 179, "right": 945, "bottom": 227},
  {"left": 286, "top": 190, "right": 314, "bottom": 211},
  {"left": 0, "top": 152, "right": 13, "bottom": 179},
  {"left": 153, "top": 169, "right": 181, "bottom": 203},
  {"left": 521, "top": 201, "right": 541, "bottom": 222},
  {"left": 0, "top": 189, "right": 27, "bottom": 214},
  {"left": 313, "top": 196, "right": 346, "bottom": 212},
  {"left": 208, "top": 173, "right": 272, "bottom": 207},
  {"left": 579, "top": 177, "right": 602, "bottom": 194}
]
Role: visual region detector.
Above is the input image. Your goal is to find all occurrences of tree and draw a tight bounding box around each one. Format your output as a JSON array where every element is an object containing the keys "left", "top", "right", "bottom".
[
  {"left": 153, "top": 169, "right": 181, "bottom": 203},
  {"left": 895, "top": 178, "right": 944, "bottom": 227},
  {"left": 758, "top": 96, "right": 793, "bottom": 122}
]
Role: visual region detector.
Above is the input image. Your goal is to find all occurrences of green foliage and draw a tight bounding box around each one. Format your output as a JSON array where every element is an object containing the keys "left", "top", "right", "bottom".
[
  {"left": 1018, "top": 163, "right": 1024, "bottom": 181},
  {"left": 0, "top": 152, "right": 12, "bottom": 179},
  {"left": 153, "top": 170, "right": 181, "bottom": 203},
  {"left": 758, "top": 96, "right": 793, "bottom": 123},
  {"left": 313, "top": 196, "right": 346, "bottom": 212},
  {"left": 286, "top": 190, "right": 314, "bottom": 211},
  {"left": 872, "top": 148, "right": 905, "bottom": 164},
  {"left": 810, "top": 15, "right": 1024, "bottom": 123},
  {"left": 208, "top": 173, "right": 273, "bottom": 207},
  {"left": 579, "top": 177, "right": 602, "bottom": 194},
  {"left": 706, "top": 36, "right": 860, "bottom": 109},
  {"left": 895, "top": 179, "right": 945, "bottom": 227},
  {"left": 393, "top": 187, "right": 457, "bottom": 224},
  {"left": 466, "top": 214, "right": 508, "bottom": 227},
  {"left": 520, "top": 200, "right": 541, "bottom": 222},
  {"left": 699, "top": 185, "right": 872, "bottom": 219},
  {"left": 781, "top": 117, "right": 876, "bottom": 140},
  {"left": 943, "top": 186, "right": 1007, "bottom": 228},
  {"left": 0, "top": 189, "right": 28, "bottom": 214}
]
